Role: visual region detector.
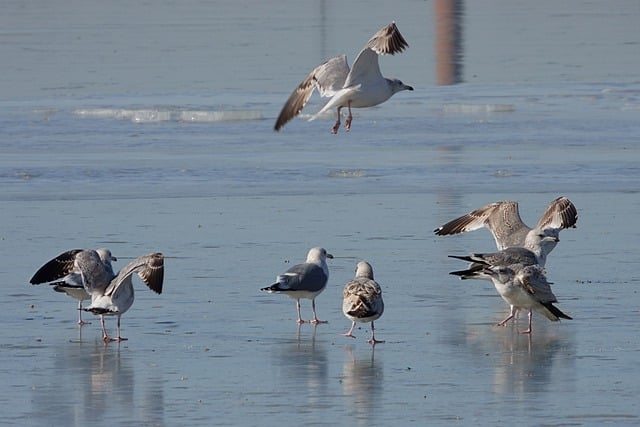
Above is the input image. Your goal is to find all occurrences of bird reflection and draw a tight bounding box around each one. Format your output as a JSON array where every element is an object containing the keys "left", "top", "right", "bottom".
[
  {"left": 29, "top": 341, "right": 165, "bottom": 425},
  {"left": 461, "top": 323, "right": 576, "bottom": 395},
  {"left": 341, "top": 345, "right": 384, "bottom": 426},
  {"left": 272, "top": 324, "right": 329, "bottom": 408}
]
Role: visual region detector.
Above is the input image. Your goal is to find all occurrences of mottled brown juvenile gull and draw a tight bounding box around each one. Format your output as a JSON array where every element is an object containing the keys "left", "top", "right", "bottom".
[
  {"left": 261, "top": 247, "right": 333, "bottom": 324},
  {"left": 466, "top": 264, "right": 572, "bottom": 334},
  {"left": 434, "top": 197, "right": 578, "bottom": 256},
  {"left": 341, "top": 261, "right": 385, "bottom": 344},
  {"left": 274, "top": 22, "right": 413, "bottom": 134},
  {"left": 30, "top": 248, "right": 117, "bottom": 326}
]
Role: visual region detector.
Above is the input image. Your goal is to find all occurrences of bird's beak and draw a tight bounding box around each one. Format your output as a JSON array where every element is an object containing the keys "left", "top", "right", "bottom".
[
  {"left": 406, "top": 85, "right": 414, "bottom": 91},
  {"left": 327, "top": 253, "right": 334, "bottom": 259},
  {"left": 112, "top": 256, "right": 118, "bottom": 262}
]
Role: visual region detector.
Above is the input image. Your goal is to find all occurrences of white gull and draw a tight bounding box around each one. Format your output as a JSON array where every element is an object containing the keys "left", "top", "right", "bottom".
[
  {"left": 466, "top": 264, "right": 572, "bottom": 334},
  {"left": 79, "top": 250, "right": 164, "bottom": 342},
  {"left": 261, "top": 247, "right": 333, "bottom": 324},
  {"left": 274, "top": 22, "right": 413, "bottom": 134}
]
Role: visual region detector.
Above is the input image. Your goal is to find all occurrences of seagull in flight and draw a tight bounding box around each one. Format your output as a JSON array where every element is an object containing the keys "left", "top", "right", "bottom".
[{"left": 274, "top": 22, "right": 413, "bottom": 134}]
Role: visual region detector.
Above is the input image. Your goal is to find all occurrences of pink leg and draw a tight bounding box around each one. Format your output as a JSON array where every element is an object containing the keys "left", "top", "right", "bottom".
[
  {"left": 332, "top": 107, "right": 342, "bottom": 134},
  {"left": 518, "top": 310, "right": 533, "bottom": 335},
  {"left": 496, "top": 306, "right": 517, "bottom": 327},
  {"left": 114, "top": 316, "right": 128, "bottom": 342},
  {"left": 295, "top": 300, "right": 307, "bottom": 324},
  {"left": 368, "top": 321, "right": 385, "bottom": 344},
  {"left": 310, "top": 299, "right": 327, "bottom": 324},
  {"left": 100, "top": 315, "right": 111, "bottom": 342},
  {"left": 345, "top": 101, "right": 353, "bottom": 132},
  {"left": 102, "top": 315, "right": 128, "bottom": 343},
  {"left": 77, "top": 300, "right": 91, "bottom": 326},
  {"left": 341, "top": 321, "right": 357, "bottom": 338}
]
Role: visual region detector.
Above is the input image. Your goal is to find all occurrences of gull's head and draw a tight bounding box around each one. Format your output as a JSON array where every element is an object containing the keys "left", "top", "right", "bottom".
[
  {"left": 388, "top": 78, "right": 414, "bottom": 93},
  {"left": 96, "top": 248, "right": 117, "bottom": 263},
  {"left": 306, "top": 247, "right": 333, "bottom": 264},
  {"left": 525, "top": 229, "right": 560, "bottom": 256},
  {"left": 354, "top": 261, "right": 374, "bottom": 280}
]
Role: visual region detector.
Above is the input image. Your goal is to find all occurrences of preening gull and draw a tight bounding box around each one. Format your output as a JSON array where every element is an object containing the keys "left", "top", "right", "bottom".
[
  {"left": 341, "top": 261, "right": 385, "bottom": 344},
  {"left": 434, "top": 197, "right": 578, "bottom": 256},
  {"left": 465, "top": 264, "right": 572, "bottom": 334},
  {"left": 30, "top": 248, "right": 117, "bottom": 326},
  {"left": 261, "top": 247, "right": 333, "bottom": 324},
  {"left": 274, "top": 22, "right": 413, "bottom": 134}
]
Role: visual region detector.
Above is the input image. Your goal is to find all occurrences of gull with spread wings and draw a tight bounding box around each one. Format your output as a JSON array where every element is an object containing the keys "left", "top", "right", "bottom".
[
  {"left": 435, "top": 197, "right": 578, "bottom": 257},
  {"left": 274, "top": 22, "right": 413, "bottom": 134},
  {"left": 30, "top": 248, "right": 117, "bottom": 326}
]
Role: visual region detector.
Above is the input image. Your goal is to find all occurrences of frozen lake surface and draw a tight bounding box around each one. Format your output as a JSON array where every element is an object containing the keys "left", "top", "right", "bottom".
[{"left": 1, "top": 1, "right": 639, "bottom": 426}]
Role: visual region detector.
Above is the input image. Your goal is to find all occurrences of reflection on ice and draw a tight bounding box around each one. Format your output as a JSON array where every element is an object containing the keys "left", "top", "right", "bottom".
[
  {"left": 341, "top": 346, "right": 383, "bottom": 426},
  {"left": 270, "top": 325, "right": 329, "bottom": 410},
  {"left": 28, "top": 341, "right": 165, "bottom": 425},
  {"left": 440, "top": 104, "right": 515, "bottom": 114},
  {"left": 73, "top": 108, "right": 263, "bottom": 123}
]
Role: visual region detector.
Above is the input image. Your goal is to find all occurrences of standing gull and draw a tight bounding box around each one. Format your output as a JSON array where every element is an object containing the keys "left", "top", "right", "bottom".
[
  {"left": 274, "top": 22, "right": 413, "bottom": 134},
  {"left": 341, "top": 261, "right": 385, "bottom": 344},
  {"left": 43, "top": 249, "right": 164, "bottom": 342},
  {"left": 466, "top": 265, "right": 572, "bottom": 334},
  {"left": 261, "top": 247, "right": 333, "bottom": 324},
  {"left": 80, "top": 251, "right": 164, "bottom": 342},
  {"left": 30, "top": 248, "right": 117, "bottom": 326},
  {"left": 434, "top": 197, "right": 578, "bottom": 256}
]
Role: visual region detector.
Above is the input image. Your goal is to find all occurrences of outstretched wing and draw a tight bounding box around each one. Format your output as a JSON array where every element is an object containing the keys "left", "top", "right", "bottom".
[
  {"left": 536, "top": 196, "right": 578, "bottom": 230},
  {"left": 30, "top": 249, "right": 84, "bottom": 284},
  {"left": 435, "top": 201, "right": 529, "bottom": 250},
  {"left": 274, "top": 55, "right": 349, "bottom": 131},
  {"left": 105, "top": 252, "right": 164, "bottom": 296},
  {"left": 344, "top": 22, "right": 409, "bottom": 88}
]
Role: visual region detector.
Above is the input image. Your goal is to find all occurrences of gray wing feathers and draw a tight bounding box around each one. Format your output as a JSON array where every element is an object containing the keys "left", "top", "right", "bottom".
[
  {"left": 264, "top": 263, "right": 327, "bottom": 293},
  {"left": 535, "top": 196, "right": 578, "bottom": 230},
  {"left": 274, "top": 55, "right": 349, "bottom": 131},
  {"left": 105, "top": 253, "right": 164, "bottom": 296},
  {"left": 344, "top": 22, "right": 408, "bottom": 88}
]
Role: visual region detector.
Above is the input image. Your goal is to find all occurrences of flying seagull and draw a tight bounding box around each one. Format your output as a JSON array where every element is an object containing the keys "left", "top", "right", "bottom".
[
  {"left": 274, "top": 22, "right": 413, "bottom": 134},
  {"left": 341, "top": 261, "right": 385, "bottom": 344},
  {"left": 30, "top": 248, "right": 117, "bottom": 326},
  {"left": 261, "top": 247, "right": 333, "bottom": 324},
  {"left": 434, "top": 197, "right": 578, "bottom": 256}
]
